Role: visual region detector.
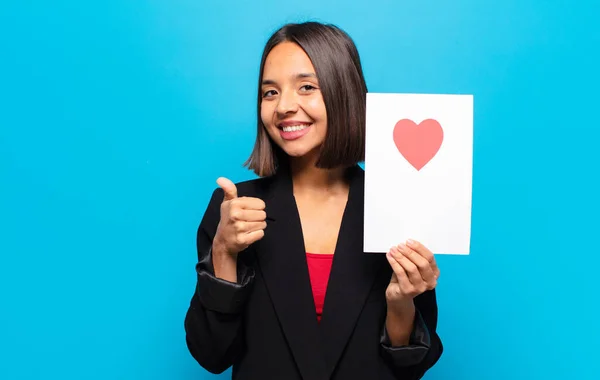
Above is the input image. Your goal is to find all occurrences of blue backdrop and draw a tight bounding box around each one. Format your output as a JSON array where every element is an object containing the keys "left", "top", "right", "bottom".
[{"left": 1, "top": 1, "right": 599, "bottom": 379}]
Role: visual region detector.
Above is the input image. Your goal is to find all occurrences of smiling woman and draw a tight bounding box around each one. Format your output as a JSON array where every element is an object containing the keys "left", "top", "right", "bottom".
[
  {"left": 245, "top": 22, "right": 368, "bottom": 177},
  {"left": 184, "top": 21, "right": 443, "bottom": 380}
]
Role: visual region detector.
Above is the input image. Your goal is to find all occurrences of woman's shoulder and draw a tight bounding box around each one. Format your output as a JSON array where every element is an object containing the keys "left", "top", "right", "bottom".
[{"left": 233, "top": 175, "right": 275, "bottom": 197}]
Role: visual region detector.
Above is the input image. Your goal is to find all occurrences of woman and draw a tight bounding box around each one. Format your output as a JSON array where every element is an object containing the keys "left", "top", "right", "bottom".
[{"left": 184, "top": 21, "right": 443, "bottom": 380}]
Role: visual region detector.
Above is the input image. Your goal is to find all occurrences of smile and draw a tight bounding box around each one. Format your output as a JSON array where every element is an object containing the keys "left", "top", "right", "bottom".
[
  {"left": 282, "top": 124, "right": 310, "bottom": 132},
  {"left": 277, "top": 123, "right": 312, "bottom": 140}
]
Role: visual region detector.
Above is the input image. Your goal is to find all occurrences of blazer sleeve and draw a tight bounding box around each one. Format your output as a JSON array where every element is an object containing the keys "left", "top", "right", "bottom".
[
  {"left": 379, "top": 289, "right": 443, "bottom": 379},
  {"left": 184, "top": 188, "right": 255, "bottom": 374}
]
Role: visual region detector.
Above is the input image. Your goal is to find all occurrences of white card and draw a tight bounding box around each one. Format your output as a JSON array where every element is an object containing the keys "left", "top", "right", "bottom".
[{"left": 363, "top": 93, "right": 473, "bottom": 255}]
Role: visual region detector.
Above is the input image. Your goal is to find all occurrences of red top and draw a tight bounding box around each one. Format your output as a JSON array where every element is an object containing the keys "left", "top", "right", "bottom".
[{"left": 306, "top": 252, "right": 334, "bottom": 322}]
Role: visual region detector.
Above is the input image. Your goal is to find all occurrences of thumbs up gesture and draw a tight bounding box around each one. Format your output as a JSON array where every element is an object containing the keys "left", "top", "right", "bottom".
[{"left": 213, "top": 177, "right": 267, "bottom": 256}]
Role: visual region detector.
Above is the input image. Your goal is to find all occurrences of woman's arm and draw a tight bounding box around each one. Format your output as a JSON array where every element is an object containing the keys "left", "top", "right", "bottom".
[
  {"left": 184, "top": 188, "right": 255, "bottom": 374},
  {"left": 380, "top": 241, "right": 443, "bottom": 379},
  {"left": 380, "top": 289, "right": 443, "bottom": 379}
]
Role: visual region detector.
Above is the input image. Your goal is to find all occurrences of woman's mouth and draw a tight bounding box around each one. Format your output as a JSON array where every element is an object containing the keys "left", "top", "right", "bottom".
[{"left": 278, "top": 122, "right": 312, "bottom": 140}]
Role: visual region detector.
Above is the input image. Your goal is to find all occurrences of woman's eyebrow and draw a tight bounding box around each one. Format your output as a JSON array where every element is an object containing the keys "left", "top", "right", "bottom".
[
  {"left": 296, "top": 72, "right": 317, "bottom": 79},
  {"left": 262, "top": 73, "right": 317, "bottom": 85}
]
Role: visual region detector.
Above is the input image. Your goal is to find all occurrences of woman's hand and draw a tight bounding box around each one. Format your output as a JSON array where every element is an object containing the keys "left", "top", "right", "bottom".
[
  {"left": 383, "top": 239, "right": 440, "bottom": 345},
  {"left": 213, "top": 177, "right": 268, "bottom": 257},
  {"left": 211, "top": 177, "right": 267, "bottom": 283},
  {"left": 385, "top": 239, "right": 440, "bottom": 313}
]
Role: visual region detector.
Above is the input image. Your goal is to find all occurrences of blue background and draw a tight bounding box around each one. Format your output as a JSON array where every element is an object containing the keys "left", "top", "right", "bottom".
[{"left": 1, "top": 1, "right": 599, "bottom": 379}]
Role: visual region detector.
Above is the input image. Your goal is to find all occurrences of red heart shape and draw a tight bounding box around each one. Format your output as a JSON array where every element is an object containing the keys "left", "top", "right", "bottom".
[{"left": 393, "top": 119, "right": 444, "bottom": 170}]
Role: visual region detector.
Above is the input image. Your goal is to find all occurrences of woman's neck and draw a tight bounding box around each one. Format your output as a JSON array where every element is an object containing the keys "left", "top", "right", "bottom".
[{"left": 289, "top": 155, "right": 349, "bottom": 196}]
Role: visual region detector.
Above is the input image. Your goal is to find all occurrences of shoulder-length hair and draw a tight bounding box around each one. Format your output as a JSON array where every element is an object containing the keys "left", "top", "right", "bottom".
[{"left": 244, "top": 21, "right": 368, "bottom": 177}]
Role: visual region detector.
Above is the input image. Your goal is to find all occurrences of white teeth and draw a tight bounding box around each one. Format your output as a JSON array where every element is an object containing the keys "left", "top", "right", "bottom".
[{"left": 282, "top": 124, "right": 309, "bottom": 132}]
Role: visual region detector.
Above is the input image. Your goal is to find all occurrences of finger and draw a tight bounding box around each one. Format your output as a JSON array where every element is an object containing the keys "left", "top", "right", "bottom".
[
  {"left": 217, "top": 177, "right": 238, "bottom": 201},
  {"left": 387, "top": 248, "right": 412, "bottom": 290},
  {"left": 398, "top": 243, "right": 436, "bottom": 285},
  {"left": 236, "top": 209, "right": 267, "bottom": 222},
  {"left": 407, "top": 239, "right": 439, "bottom": 280},
  {"left": 235, "top": 227, "right": 265, "bottom": 246},
  {"left": 238, "top": 196, "right": 266, "bottom": 210},
  {"left": 246, "top": 221, "right": 268, "bottom": 232},
  {"left": 245, "top": 229, "right": 265, "bottom": 245},
  {"left": 406, "top": 239, "right": 435, "bottom": 264},
  {"left": 386, "top": 248, "right": 404, "bottom": 276},
  {"left": 235, "top": 221, "right": 267, "bottom": 233},
  {"left": 391, "top": 246, "right": 425, "bottom": 288}
]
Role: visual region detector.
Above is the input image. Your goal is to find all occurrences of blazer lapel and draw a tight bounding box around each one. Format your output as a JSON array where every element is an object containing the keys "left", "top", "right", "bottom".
[
  {"left": 318, "top": 166, "right": 386, "bottom": 378},
  {"left": 254, "top": 163, "right": 328, "bottom": 380}
]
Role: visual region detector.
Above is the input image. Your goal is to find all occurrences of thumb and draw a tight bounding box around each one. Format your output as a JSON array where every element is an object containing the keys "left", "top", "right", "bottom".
[{"left": 216, "top": 177, "right": 238, "bottom": 201}]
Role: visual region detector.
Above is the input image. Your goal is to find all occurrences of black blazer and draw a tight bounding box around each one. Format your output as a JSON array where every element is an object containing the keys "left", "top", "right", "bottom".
[{"left": 184, "top": 164, "right": 443, "bottom": 380}]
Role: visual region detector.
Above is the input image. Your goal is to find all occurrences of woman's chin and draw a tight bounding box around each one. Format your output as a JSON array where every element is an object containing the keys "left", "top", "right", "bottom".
[
  {"left": 281, "top": 145, "right": 321, "bottom": 161},
  {"left": 283, "top": 150, "right": 308, "bottom": 159}
]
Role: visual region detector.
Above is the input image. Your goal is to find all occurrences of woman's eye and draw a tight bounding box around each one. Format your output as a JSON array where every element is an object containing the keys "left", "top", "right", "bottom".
[
  {"left": 301, "top": 85, "right": 316, "bottom": 91},
  {"left": 262, "top": 90, "right": 276, "bottom": 98}
]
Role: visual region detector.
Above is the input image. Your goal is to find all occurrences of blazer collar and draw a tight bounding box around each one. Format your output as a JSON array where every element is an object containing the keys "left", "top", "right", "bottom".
[{"left": 256, "top": 163, "right": 384, "bottom": 379}]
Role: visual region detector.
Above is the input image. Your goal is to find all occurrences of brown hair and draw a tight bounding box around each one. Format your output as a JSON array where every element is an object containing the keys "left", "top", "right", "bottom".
[{"left": 243, "top": 21, "right": 368, "bottom": 177}]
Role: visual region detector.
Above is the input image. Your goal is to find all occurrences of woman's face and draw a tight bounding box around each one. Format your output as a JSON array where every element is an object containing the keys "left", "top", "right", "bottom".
[{"left": 260, "top": 41, "right": 327, "bottom": 162}]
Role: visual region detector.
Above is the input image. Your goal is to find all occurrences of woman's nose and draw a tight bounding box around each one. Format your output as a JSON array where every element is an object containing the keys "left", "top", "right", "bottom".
[{"left": 276, "top": 90, "right": 299, "bottom": 115}]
